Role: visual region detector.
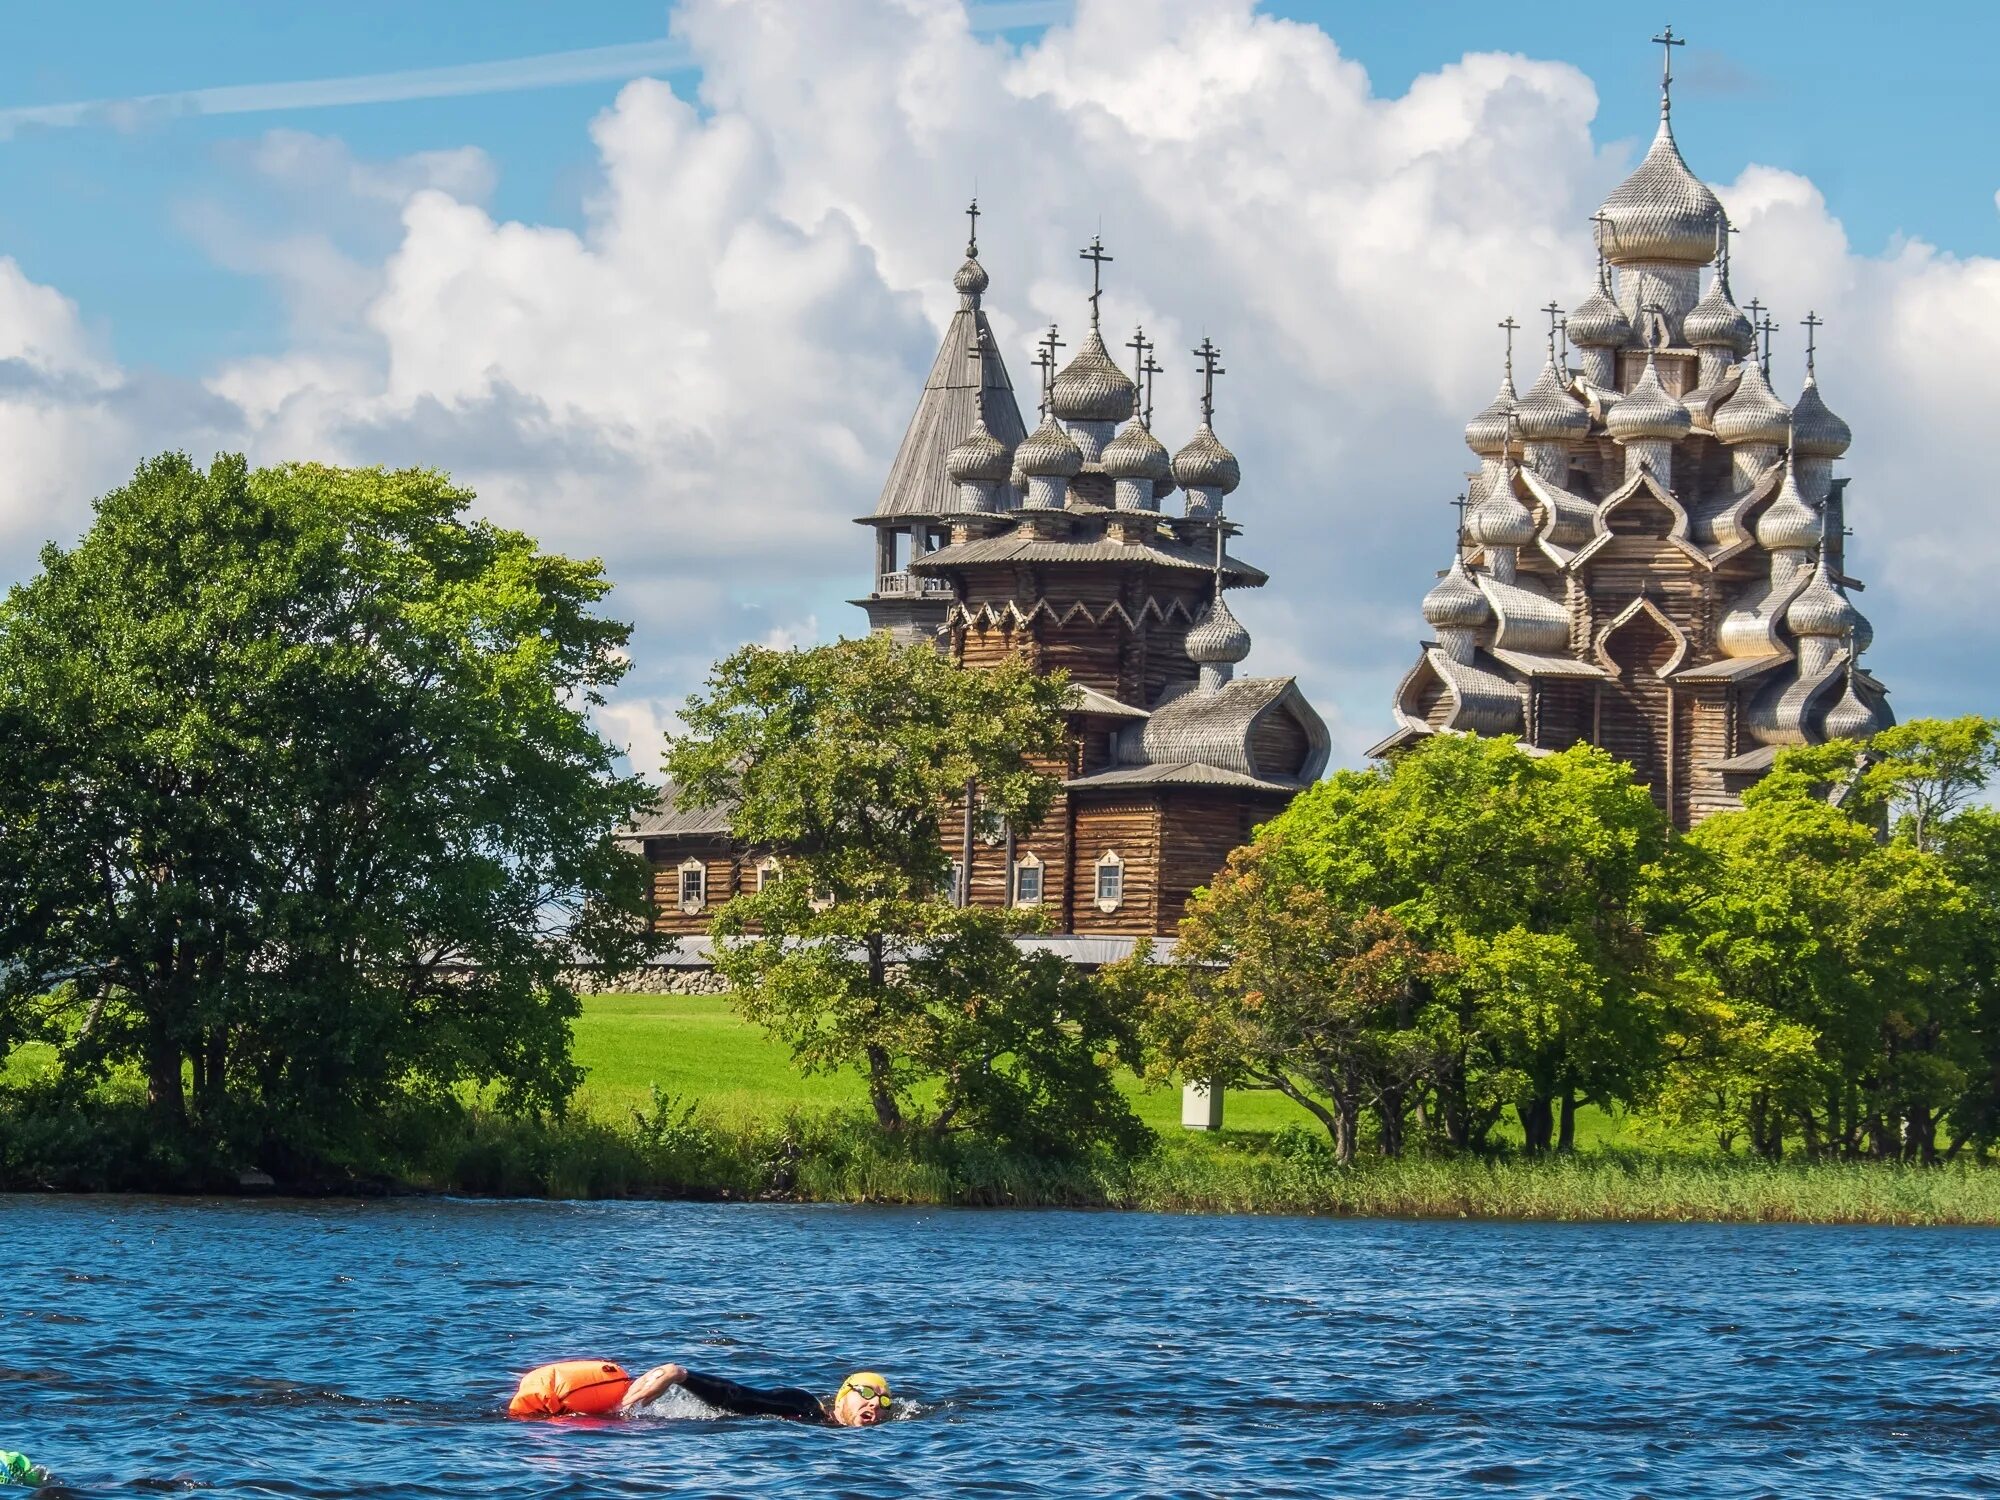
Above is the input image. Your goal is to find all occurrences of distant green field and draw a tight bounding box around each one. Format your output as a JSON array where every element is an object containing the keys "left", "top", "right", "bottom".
[{"left": 3, "top": 993, "right": 1659, "bottom": 1149}]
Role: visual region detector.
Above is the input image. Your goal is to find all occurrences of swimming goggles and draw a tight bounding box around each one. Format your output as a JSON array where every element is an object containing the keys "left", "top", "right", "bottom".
[{"left": 839, "top": 1381, "right": 893, "bottom": 1408}]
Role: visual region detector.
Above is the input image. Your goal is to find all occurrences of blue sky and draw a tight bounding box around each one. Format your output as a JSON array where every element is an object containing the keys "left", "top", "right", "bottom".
[
  {"left": 0, "top": 1, "right": 1994, "bottom": 768},
  {"left": 2, "top": 2, "right": 1991, "bottom": 375}
]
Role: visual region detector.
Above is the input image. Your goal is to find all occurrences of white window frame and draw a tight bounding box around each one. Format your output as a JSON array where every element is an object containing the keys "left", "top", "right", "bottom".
[
  {"left": 1094, "top": 851, "right": 1124, "bottom": 913},
  {"left": 677, "top": 858, "right": 707, "bottom": 915},
  {"left": 755, "top": 857, "right": 779, "bottom": 892},
  {"left": 1013, "top": 852, "right": 1044, "bottom": 907}
]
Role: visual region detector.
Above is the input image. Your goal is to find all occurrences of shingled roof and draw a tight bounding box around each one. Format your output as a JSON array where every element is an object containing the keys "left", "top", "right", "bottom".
[{"left": 870, "top": 301, "right": 1027, "bottom": 521}]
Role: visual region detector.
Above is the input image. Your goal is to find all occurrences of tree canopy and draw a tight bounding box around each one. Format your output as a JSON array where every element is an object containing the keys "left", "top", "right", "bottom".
[
  {"left": 666, "top": 634, "right": 1142, "bottom": 1155},
  {"left": 0, "top": 454, "right": 650, "bottom": 1157}
]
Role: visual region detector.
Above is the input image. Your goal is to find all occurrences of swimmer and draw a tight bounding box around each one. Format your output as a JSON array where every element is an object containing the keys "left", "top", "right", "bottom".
[
  {"left": 507, "top": 1359, "right": 891, "bottom": 1426},
  {"left": 623, "top": 1364, "right": 892, "bottom": 1427},
  {"left": 0, "top": 1450, "right": 49, "bottom": 1487}
]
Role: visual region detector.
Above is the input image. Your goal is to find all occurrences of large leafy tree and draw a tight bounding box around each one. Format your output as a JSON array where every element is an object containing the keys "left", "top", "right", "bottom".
[
  {"left": 1271, "top": 735, "right": 1671, "bottom": 1152},
  {"left": 666, "top": 634, "right": 1141, "bottom": 1154},
  {"left": 1121, "top": 845, "right": 1443, "bottom": 1163},
  {"left": 0, "top": 454, "right": 650, "bottom": 1151},
  {"left": 1658, "top": 742, "right": 1980, "bottom": 1160}
]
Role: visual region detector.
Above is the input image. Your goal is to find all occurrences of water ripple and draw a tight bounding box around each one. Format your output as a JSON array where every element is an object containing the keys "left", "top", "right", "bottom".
[{"left": 3, "top": 1197, "right": 1999, "bottom": 1496}]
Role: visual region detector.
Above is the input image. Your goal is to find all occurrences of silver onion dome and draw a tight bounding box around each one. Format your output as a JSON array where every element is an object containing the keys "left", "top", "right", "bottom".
[
  {"left": 1016, "top": 414, "right": 1083, "bottom": 478},
  {"left": 1422, "top": 559, "right": 1494, "bottom": 630},
  {"left": 1711, "top": 359, "right": 1792, "bottom": 446},
  {"left": 1102, "top": 417, "right": 1172, "bottom": 483},
  {"left": 1605, "top": 354, "right": 1691, "bottom": 442},
  {"left": 1755, "top": 463, "right": 1824, "bottom": 551},
  {"left": 1186, "top": 592, "right": 1253, "bottom": 665},
  {"left": 946, "top": 416, "right": 1012, "bottom": 485},
  {"left": 1469, "top": 473, "right": 1537, "bottom": 549},
  {"left": 953, "top": 257, "right": 989, "bottom": 301},
  {"left": 1566, "top": 280, "right": 1632, "bottom": 349},
  {"left": 1595, "top": 117, "right": 1725, "bottom": 266},
  {"left": 1050, "top": 328, "right": 1136, "bottom": 425},
  {"left": 1790, "top": 374, "right": 1851, "bottom": 459},
  {"left": 1172, "top": 424, "right": 1241, "bottom": 494},
  {"left": 1823, "top": 676, "right": 1878, "bottom": 741},
  {"left": 1787, "top": 554, "right": 1860, "bottom": 639},
  {"left": 1683, "top": 279, "right": 1755, "bottom": 354},
  {"left": 1515, "top": 356, "right": 1590, "bottom": 442},
  {"left": 1463, "top": 369, "right": 1519, "bottom": 456}
]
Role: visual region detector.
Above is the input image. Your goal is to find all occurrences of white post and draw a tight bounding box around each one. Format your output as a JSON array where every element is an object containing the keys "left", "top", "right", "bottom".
[{"left": 1181, "top": 1080, "right": 1224, "bottom": 1130}]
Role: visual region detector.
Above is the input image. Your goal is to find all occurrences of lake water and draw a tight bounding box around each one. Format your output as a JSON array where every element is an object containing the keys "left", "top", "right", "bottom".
[{"left": 3, "top": 1196, "right": 1998, "bottom": 1497}]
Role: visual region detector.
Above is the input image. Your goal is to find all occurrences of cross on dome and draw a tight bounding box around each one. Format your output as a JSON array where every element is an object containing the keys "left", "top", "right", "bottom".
[
  {"left": 1035, "top": 324, "right": 1064, "bottom": 417},
  {"left": 1652, "top": 23, "right": 1685, "bottom": 117},
  {"left": 1079, "top": 235, "right": 1113, "bottom": 327},
  {"left": 964, "top": 197, "right": 980, "bottom": 258},
  {"left": 1801, "top": 310, "right": 1823, "bottom": 375},
  {"left": 1497, "top": 315, "right": 1519, "bottom": 377},
  {"left": 1193, "top": 337, "right": 1225, "bottom": 426}
]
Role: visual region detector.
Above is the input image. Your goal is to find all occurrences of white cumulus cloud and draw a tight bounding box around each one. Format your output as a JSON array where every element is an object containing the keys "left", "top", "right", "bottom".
[{"left": 1, "top": 0, "right": 1996, "bottom": 769}]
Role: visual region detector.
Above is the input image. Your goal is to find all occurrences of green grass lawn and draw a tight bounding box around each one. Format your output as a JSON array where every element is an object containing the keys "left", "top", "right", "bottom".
[
  {"left": 567, "top": 994, "right": 1656, "bottom": 1145},
  {"left": 2, "top": 992, "right": 1666, "bottom": 1149}
]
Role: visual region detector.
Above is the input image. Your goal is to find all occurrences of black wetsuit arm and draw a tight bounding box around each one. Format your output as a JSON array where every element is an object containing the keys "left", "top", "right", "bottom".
[{"left": 678, "top": 1371, "right": 828, "bottom": 1423}]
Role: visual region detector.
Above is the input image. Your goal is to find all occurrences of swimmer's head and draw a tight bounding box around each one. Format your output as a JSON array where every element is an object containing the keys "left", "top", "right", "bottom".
[{"left": 832, "top": 1371, "right": 892, "bottom": 1428}]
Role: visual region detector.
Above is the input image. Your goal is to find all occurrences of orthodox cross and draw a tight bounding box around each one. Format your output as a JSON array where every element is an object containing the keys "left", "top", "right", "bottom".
[
  {"left": 1125, "top": 326, "right": 1150, "bottom": 387},
  {"left": 1079, "top": 235, "right": 1112, "bottom": 327},
  {"left": 964, "top": 197, "right": 980, "bottom": 258},
  {"left": 1193, "top": 337, "right": 1225, "bottom": 426},
  {"left": 1498, "top": 314, "right": 1519, "bottom": 377},
  {"left": 1450, "top": 490, "right": 1470, "bottom": 552},
  {"left": 1141, "top": 346, "right": 1165, "bottom": 429},
  {"left": 1756, "top": 308, "right": 1777, "bottom": 374},
  {"left": 1590, "top": 209, "right": 1617, "bottom": 273},
  {"left": 1558, "top": 316, "right": 1571, "bottom": 365},
  {"left": 1651, "top": 24, "right": 1684, "bottom": 114},
  {"left": 1541, "top": 301, "right": 1564, "bottom": 359},
  {"left": 1126, "top": 326, "right": 1160, "bottom": 427},
  {"left": 1801, "top": 309, "right": 1823, "bottom": 376},
  {"left": 1035, "top": 324, "right": 1064, "bottom": 417}
]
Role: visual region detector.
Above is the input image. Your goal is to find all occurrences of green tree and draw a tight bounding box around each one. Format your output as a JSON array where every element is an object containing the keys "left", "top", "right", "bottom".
[
  {"left": 1664, "top": 781, "right": 1974, "bottom": 1159},
  {"left": 1755, "top": 715, "right": 2000, "bottom": 851},
  {"left": 665, "top": 634, "right": 1140, "bottom": 1153},
  {"left": 1120, "top": 842, "right": 1443, "bottom": 1163},
  {"left": 0, "top": 454, "right": 650, "bottom": 1155},
  {"left": 1269, "top": 735, "right": 1671, "bottom": 1152}
]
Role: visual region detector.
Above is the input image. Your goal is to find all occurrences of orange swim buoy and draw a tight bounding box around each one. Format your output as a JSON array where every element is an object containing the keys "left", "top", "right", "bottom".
[{"left": 508, "top": 1360, "right": 633, "bottom": 1417}]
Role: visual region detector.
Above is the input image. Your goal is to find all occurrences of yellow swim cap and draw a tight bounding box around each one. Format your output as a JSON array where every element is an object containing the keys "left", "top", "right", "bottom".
[{"left": 839, "top": 1371, "right": 892, "bottom": 1407}]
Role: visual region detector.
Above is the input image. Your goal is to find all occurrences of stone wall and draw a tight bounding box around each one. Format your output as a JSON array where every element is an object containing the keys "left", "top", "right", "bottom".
[{"left": 561, "top": 966, "right": 731, "bottom": 996}]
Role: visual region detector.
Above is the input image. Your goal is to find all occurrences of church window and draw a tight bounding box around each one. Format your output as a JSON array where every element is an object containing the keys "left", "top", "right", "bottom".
[
  {"left": 677, "top": 859, "right": 706, "bottom": 914},
  {"left": 755, "top": 857, "right": 779, "bottom": 892},
  {"left": 1013, "top": 853, "right": 1043, "bottom": 907},
  {"left": 1094, "top": 852, "right": 1124, "bottom": 912}
]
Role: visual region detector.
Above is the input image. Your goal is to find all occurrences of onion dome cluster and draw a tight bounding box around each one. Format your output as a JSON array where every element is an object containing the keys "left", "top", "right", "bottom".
[
  {"left": 1421, "top": 558, "right": 1493, "bottom": 631},
  {"left": 1050, "top": 330, "right": 1136, "bottom": 425},
  {"left": 1711, "top": 360, "right": 1792, "bottom": 446},
  {"left": 1605, "top": 355, "right": 1691, "bottom": 442},
  {"left": 1595, "top": 117, "right": 1725, "bottom": 265}
]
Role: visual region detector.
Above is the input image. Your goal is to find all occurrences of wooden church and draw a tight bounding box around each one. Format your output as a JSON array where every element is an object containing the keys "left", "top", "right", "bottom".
[
  {"left": 628, "top": 213, "right": 1329, "bottom": 937},
  {"left": 1370, "top": 30, "right": 1890, "bottom": 827}
]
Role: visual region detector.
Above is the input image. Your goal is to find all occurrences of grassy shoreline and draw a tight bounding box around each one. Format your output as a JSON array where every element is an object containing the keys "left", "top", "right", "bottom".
[{"left": 10, "top": 994, "right": 2000, "bottom": 1225}]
